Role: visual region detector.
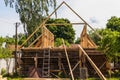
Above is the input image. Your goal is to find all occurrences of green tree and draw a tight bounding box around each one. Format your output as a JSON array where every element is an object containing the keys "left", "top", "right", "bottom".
[
  {"left": 88, "top": 28, "right": 103, "bottom": 45},
  {"left": 0, "top": 36, "right": 13, "bottom": 74},
  {"left": 16, "top": 33, "right": 26, "bottom": 45},
  {"left": 55, "top": 38, "right": 70, "bottom": 47},
  {"left": 5, "top": 36, "right": 15, "bottom": 45},
  {"left": 0, "top": 48, "right": 12, "bottom": 75},
  {"left": 4, "top": 0, "right": 56, "bottom": 39},
  {"left": 107, "top": 16, "right": 120, "bottom": 32},
  {"left": 99, "top": 29, "right": 120, "bottom": 62},
  {"left": 75, "top": 37, "right": 80, "bottom": 44},
  {"left": 0, "top": 37, "right": 5, "bottom": 47},
  {"left": 46, "top": 18, "right": 75, "bottom": 44},
  {"left": 105, "top": 16, "right": 120, "bottom": 62},
  {"left": 87, "top": 16, "right": 120, "bottom": 63}
]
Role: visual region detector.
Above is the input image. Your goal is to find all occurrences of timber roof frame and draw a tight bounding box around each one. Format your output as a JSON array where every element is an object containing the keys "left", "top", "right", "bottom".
[{"left": 19, "top": 1, "right": 102, "bottom": 49}]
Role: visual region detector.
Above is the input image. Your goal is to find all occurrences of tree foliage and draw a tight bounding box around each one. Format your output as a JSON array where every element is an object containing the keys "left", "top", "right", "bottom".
[
  {"left": 75, "top": 37, "right": 80, "bottom": 44},
  {"left": 55, "top": 38, "right": 70, "bottom": 47},
  {"left": 46, "top": 18, "right": 75, "bottom": 44},
  {"left": 17, "top": 33, "right": 26, "bottom": 45},
  {"left": 99, "top": 29, "right": 120, "bottom": 62},
  {"left": 0, "top": 36, "right": 13, "bottom": 74},
  {"left": 88, "top": 16, "right": 120, "bottom": 62},
  {"left": 0, "top": 36, "right": 13, "bottom": 59},
  {"left": 4, "top": 0, "right": 56, "bottom": 36},
  {"left": 0, "top": 48, "right": 12, "bottom": 59},
  {"left": 0, "top": 37, "right": 5, "bottom": 47},
  {"left": 5, "top": 36, "right": 15, "bottom": 45},
  {"left": 88, "top": 28, "right": 103, "bottom": 45},
  {"left": 107, "top": 16, "right": 120, "bottom": 32}
]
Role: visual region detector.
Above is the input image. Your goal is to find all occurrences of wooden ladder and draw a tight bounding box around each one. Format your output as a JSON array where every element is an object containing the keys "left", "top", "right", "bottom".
[{"left": 42, "top": 48, "right": 50, "bottom": 77}]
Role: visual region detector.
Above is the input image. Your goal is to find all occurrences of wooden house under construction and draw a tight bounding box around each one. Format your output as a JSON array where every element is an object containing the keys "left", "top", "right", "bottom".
[{"left": 16, "top": 2, "right": 107, "bottom": 79}]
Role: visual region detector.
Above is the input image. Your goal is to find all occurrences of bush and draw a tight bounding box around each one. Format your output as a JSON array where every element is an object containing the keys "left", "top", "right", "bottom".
[{"left": 1, "top": 68, "right": 6, "bottom": 76}]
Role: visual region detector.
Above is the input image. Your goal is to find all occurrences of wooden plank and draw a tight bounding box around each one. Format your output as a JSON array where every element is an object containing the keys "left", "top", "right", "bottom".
[
  {"left": 45, "top": 22, "right": 85, "bottom": 26},
  {"left": 29, "top": 34, "right": 42, "bottom": 47},
  {"left": 62, "top": 39, "right": 75, "bottom": 80}
]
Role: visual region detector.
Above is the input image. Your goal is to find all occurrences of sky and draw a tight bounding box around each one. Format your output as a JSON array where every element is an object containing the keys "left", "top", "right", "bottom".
[{"left": 0, "top": 0, "right": 120, "bottom": 39}]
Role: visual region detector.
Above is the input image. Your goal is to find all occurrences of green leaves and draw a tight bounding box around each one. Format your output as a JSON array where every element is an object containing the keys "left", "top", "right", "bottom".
[
  {"left": 89, "top": 28, "right": 103, "bottom": 45},
  {"left": 99, "top": 29, "right": 120, "bottom": 62},
  {"left": 89, "top": 16, "right": 120, "bottom": 62},
  {"left": 107, "top": 16, "right": 120, "bottom": 32},
  {"left": 4, "top": 0, "right": 56, "bottom": 42},
  {"left": 0, "top": 37, "right": 5, "bottom": 47},
  {"left": 46, "top": 18, "right": 75, "bottom": 44},
  {"left": 0, "top": 48, "right": 12, "bottom": 59},
  {"left": 0, "top": 37, "right": 13, "bottom": 59},
  {"left": 55, "top": 38, "right": 70, "bottom": 47}
]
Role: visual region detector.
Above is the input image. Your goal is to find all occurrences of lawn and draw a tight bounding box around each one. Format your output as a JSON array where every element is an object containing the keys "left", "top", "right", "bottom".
[
  {"left": 7, "top": 77, "right": 120, "bottom": 80},
  {"left": 88, "top": 78, "right": 120, "bottom": 80}
]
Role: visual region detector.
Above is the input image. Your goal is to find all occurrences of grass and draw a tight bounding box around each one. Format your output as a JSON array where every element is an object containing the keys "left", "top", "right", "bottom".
[
  {"left": 87, "top": 78, "right": 120, "bottom": 80},
  {"left": 5, "top": 77, "right": 120, "bottom": 80},
  {"left": 7, "top": 77, "right": 22, "bottom": 80}
]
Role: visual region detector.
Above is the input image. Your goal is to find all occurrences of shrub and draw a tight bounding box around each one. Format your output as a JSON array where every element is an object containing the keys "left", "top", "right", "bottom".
[{"left": 1, "top": 68, "right": 6, "bottom": 76}]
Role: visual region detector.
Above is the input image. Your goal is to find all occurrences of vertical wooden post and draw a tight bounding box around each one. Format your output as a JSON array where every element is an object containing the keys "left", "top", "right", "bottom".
[
  {"left": 79, "top": 49, "right": 82, "bottom": 68},
  {"left": 34, "top": 53, "right": 38, "bottom": 68},
  {"left": 15, "top": 22, "right": 20, "bottom": 73},
  {"left": 58, "top": 53, "right": 62, "bottom": 70},
  {"left": 62, "top": 39, "right": 74, "bottom": 80}
]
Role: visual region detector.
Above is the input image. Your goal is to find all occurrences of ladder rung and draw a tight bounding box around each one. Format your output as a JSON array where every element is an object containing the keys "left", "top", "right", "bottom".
[
  {"left": 43, "top": 66, "right": 50, "bottom": 68},
  {"left": 43, "top": 59, "right": 49, "bottom": 61},
  {"left": 43, "top": 60, "right": 49, "bottom": 62},
  {"left": 43, "top": 64, "right": 49, "bottom": 66},
  {"left": 44, "top": 55, "right": 50, "bottom": 57},
  {"left": 43, "top": 62, "right": 49, "bottom": 64},
  {"left": 44, "top": 50, "right": 50, "bottom": 53},
  {"left": 43, "top": 61, "right": 49, "bottom": 63}
]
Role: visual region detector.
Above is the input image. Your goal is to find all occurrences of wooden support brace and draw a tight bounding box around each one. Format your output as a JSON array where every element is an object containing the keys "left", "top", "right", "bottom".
[
  {"left": 68, "top": 61, "right": 81, "bottom": 75},
  {"left": 78, "top": 45, "right": 106, "bottom": 80},
  {"left": 62, "top": 39, "right": 74, "bottom": 80}
]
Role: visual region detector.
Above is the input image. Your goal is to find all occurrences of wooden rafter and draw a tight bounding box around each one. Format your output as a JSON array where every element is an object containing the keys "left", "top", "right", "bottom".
[
  {"left": 62, "top": 39, "right": 75, "bottom": 80},
  {"left": 19, "top": 2, "right": 64, "bottom": 48},
  {"left": 45, "top": 22, "right": 85, "bottom": 26},
  {"left": 19, "top": 1, "right": 102, "bottom": 49}
]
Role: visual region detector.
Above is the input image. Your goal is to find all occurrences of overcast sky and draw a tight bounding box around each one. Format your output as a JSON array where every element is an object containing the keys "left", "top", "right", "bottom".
[{"left": 0, "top": 0, "right": 120, "bottom": 39}]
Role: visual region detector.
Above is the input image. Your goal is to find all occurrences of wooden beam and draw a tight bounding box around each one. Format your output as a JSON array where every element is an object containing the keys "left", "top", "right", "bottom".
[
  {"left": 61, "top": 63, "right": 67, "bottom": 76},
  {"left": 94, "top": 61, "right": 107, "bottom": 75},
  {"left": 63, "top": 1, "right": 102, "bottom": 39},
  {"left": 78, "top": 45, "right": 106, "bottom": 80},
  {"left": 45, "top": 22, "right": 85, "bottom": 26},
  {"left": 19, "top": 2, "right": 64, "bottom": 48},
  {"left": 69, "top": 61, "right": 81, "bottom": 75},
  {"left": 28, "top": 34, "right": 42, "bottom": 47},
  {"left": 20, "top": 1, "right": 102, "bottom": 49},
  {"left": 62, "top": 39, "right": 74, "bottom": 80}
]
